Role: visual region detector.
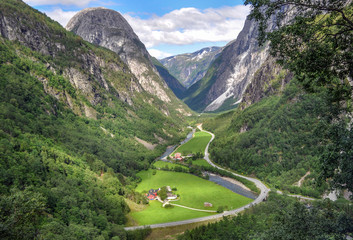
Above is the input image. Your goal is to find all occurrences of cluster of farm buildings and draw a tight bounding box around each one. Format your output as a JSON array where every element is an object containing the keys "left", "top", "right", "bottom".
[
  {"left": 173, "top": 152, "right": 193, "bottom": 161},
  {"left": 145, "top": 186, "right": 177, "bottom": 201}
]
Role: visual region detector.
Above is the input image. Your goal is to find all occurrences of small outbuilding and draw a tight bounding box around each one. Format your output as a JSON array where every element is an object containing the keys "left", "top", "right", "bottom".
[
  {"left": 204, "top": 202, "right": 213, "bottom": 207},
  {"left": 167, "top": 192, "right": 177, "bottom": 200}
]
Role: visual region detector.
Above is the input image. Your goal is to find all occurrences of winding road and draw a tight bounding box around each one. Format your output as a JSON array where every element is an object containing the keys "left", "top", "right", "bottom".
[{"left": 124, "top": 126, "right": 270, "bottom": 231}]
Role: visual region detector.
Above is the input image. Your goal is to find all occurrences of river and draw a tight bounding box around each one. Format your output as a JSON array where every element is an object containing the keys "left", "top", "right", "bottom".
[
  {"left": 159, "top": 127, "right": 257, "bottom": 200},
  {"left": 208, "top": 174, "right": 257, "bottom": 200},
  {"left": 159, "top": 127, "right": 195, "bottom": 159}
]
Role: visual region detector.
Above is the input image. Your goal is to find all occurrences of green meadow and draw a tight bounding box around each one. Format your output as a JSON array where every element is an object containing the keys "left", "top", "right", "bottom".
[
  {"left": 174, "top": 131, "right": 212, "bottom": 155},
  {"left": 129, "top": 201, "right": 212, "bottom": 225},
  {"left": 153, "top": 161, "right": 189, "bottom": 170},
  {"left": 129, "top": 170, "right": 252, "bottom": 225},
  {"left": 191, "top": 159, "right": 211, "bottom": 167}
]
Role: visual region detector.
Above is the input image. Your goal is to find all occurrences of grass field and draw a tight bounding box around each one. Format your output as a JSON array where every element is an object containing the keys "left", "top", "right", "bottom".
[
  {"left": 174, "top": 131, "right": 212, "bottom": 155},
  {"left": 191, "top": 159, "right": 211, "bottom": 167},
  {"left": 129, "top": 201, "right": 212, "bottom": 225},
  {"left": 129, "top": 170, "right": 252, "bottom": 225},
  {"left": 153, "top": 161, "right": 188, "bottom": 170}
]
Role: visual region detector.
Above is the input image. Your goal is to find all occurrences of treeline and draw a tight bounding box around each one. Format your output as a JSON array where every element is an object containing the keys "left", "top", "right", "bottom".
[{"left": 179, "top": 193, "right": 353, "bottom": 239}]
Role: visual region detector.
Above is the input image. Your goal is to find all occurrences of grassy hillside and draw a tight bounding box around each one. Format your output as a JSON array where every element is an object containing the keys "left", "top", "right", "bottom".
[{"left": 174, "top": 131, "right": 212, "bottom": 155}]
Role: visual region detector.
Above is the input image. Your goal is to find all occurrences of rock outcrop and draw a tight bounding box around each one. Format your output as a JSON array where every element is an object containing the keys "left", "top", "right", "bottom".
[
  {"left": 241, "top": 56, "right": 293, "bottom": 109},
  {"left": 184, "top": 18, "right": 269, "bottom": 112},
  {"left": 66, "top": 8, "right": 173, "bottom": 103},
  {"left": 152, "top": 57, "right": 186, "bottom": 99},
  {"left": 183, "top": 7, "right": 295, "bottom": 112},
  {"left": 0, "top": 5, "right": 143, "bottom": 115}
]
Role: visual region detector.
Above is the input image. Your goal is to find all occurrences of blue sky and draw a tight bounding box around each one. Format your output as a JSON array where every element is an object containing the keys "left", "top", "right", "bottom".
[{"left": 24, "top": 0, "right": 249, "bottom": 58}]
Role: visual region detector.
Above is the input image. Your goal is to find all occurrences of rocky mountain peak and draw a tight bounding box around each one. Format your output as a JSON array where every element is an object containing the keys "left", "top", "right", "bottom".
[
  {"left": 66, "top": 7, "right": 147, "bottom": 63},
  {"left": 67, "top": 7, "right": 173, "bottom": 103}
]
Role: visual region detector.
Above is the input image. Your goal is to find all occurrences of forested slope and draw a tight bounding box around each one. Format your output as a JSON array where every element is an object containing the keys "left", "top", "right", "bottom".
[
  {"left": 204, "top": 80, "right": 333, "bottom": 196},
  {"left": 204, "top": 0, "right": 353, "bottom": 198},
  {"left": 0, "top": 0, "right": 186, "bottom": 238},
  {"left": 179, "top": 193, "right": 353, "bottom": 240}
]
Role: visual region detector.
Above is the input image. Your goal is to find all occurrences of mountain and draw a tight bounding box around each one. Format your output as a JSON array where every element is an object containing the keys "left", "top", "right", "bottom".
[
  {"left": 66, "top": 7, "right": 189, "bottom": 108},
  {"left": 152, "top": 57, "right": 186, "bottom": 99},
  {"left": 184, "top": 18, "right": 270, "bottom": 112},
  {"left": 0, "top": 0, "right": 187, "bottom": 238},
  {"left": 240, "top": 56, "right": 293, "bottom": 109},
  {"left": 160, "top": 46, "right": 222, "bottom": 88}
]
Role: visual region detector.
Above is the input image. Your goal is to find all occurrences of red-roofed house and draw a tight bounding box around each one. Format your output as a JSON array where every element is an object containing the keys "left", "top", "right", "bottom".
[
  {"left": 145, "top": 188, "right": 159, "bottom": 200},
  {"left": 174, "top": 153, "right": 183, "bottom": 161}
]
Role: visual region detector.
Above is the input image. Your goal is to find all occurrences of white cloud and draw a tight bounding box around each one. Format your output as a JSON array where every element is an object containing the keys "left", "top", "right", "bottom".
[
  {"left": 124, "top": 5, "right": 250, "bottom": 48},
  {"left": 148, "top": 49, "right": 172, "bottom": 59},
  {"left": 24, "top": 0, "right": 97, "bottom": 7},
  {"left": 44, "top": 9, "right": 78, "bottom": 27}
]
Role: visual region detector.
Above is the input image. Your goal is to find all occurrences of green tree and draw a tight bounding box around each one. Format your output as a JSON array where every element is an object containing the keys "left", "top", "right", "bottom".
[
  {"left": 245, "top": 0, "right": 353, "bottom": 101},
  {"left": 158, "top": 186, "right": 168, "bottom": 201},
  {"left": 0, "top": 188, "right": 46, "bottom": 239}
]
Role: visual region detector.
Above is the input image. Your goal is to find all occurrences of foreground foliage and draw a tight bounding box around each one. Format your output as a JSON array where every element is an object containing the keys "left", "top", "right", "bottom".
[
  {"left": 244, "top": 0, "right": 353, "bottom": 193},
  {"left": 179, "top": 193, "right": 353, "bottom": 240}
]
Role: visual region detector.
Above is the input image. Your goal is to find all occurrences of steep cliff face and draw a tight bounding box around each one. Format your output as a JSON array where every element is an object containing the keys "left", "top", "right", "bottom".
[
  {"left": 152, "top": 57, "right": 186, "bottom": 99},
  {"left": 0, "top": 0, "right": 187, "bottom": 144},
  {"left": 241, "top": 56, "right": 293, "bottom": 109},
  {"left": 66, "top": 8, "right": 176, "bottom": 103},
  {"left": 160, "top": 47, "right": 222, "bottom": 88},
  {"left": 184, "top": 18, "right": 270, "bottom": 112},
  {"left": 0, "top": 4, "right": 144, "bottom": 110}
]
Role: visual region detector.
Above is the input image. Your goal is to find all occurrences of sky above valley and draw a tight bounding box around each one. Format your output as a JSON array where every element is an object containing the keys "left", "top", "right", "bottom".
[{"left": 24, "top": 0, "right": 249, "bottom": 59}]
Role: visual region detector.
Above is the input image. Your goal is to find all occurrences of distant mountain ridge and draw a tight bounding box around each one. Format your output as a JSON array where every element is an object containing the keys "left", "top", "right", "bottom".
[
  {"left": 152, "top": 57, "right": 186, "bottom": 99},
  {"left": 183, "top": 18, "right": 270, "bottom": 112},
  {"left": 160, "top": 46, "right": 222, "bottom": 88}
]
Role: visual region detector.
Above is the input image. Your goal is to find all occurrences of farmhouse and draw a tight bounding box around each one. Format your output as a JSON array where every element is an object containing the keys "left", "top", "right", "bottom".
[
  {"left": 145, "top": 188, "right": 159, "bottom": 200},
  {"left": 174, "top": 152, "right": 183, "bottom": 161},
  {"left": 204, "top": 202, "right": 213, "bottom": 207}
]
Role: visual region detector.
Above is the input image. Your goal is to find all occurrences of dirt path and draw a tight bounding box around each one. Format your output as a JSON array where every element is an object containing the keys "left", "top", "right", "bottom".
[
  {"left": 170, "top": 203, "right": 217, "bottom": 213},
  {"left": 294, "top": 171, "right": 310, "bottom": 187}
]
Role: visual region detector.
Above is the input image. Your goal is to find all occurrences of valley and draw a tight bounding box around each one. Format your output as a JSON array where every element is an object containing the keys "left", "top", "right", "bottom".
[
  {"left": 0, "top": 0, "right": 352, "bottom": 239},
  {"left": 125, "top": 126, "right": 268, "bottom": 230}
]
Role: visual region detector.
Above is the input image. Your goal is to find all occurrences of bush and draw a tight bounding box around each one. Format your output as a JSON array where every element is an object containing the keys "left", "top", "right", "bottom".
[{"left": 217, "top": 206, "right": 224, "bottom": 213}]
